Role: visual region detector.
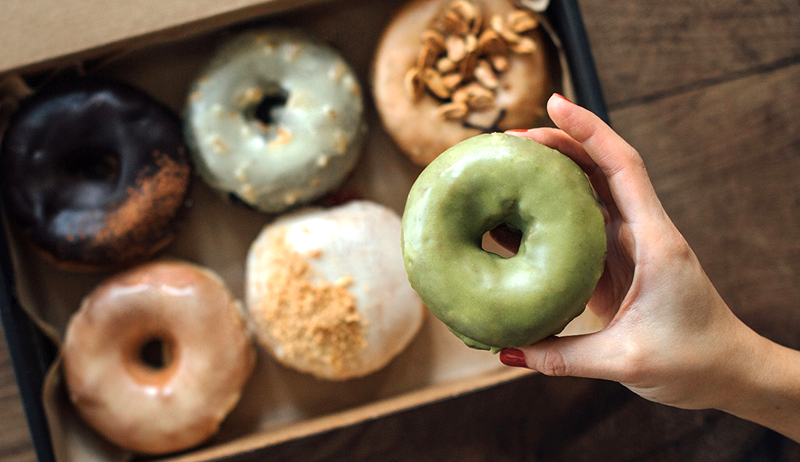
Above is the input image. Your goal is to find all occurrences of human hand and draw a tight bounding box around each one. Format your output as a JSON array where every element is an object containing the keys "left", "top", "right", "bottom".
[{"left": 496, "top": 94, "right": 787, "bottom": 418}]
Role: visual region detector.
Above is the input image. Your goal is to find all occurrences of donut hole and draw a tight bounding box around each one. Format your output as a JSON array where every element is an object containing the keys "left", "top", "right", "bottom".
[
  {"left": 139, "top": 337, "right": 173, "bottom": 370},
  {"left": 123, "top": 333, "right": 179, "bottom": 386},
  {"left": 251, "top": 86, "right": 288, "bottom": 127},
  {"left": 60, "top": 148, "right": 120, "bottom": 184},
  {"left": 483, "top": 223, "right": 522, "bottom": 258}
]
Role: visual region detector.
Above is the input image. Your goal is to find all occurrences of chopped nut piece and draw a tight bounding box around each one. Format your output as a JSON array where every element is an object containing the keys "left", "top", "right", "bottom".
[
  {"left": 459, "top": 50, "right": 478, "bottom": 81},
  {"left": 442, "top": 73, "right": 463, "bottom": 90},
  {"left": 423, "top": 68, "right": 451, "bottom": 99},
  {"left": 491, "top": 14, "right": 521, "bottom": 43},
  {"left": 507, "top": 10, "right": 539, "bottom": 33},
  {"left": 446, "top": 35, "right": 466, "bottom": 62},
  {"left": 450, "top": 0, "right": 477, "bottom": 23},
  {"left": 436, "top": 57, "right": 458, "bottom": 74},
  {"left": 489, "top": 54, "right": 509, "bottom": 72},
  {"left": 437, "top": 102, "right": 469, "bottom": 120},
  {"left": 454, "top": 83, "right": 495, "bottom": 111},
  {"left": 404, "top": 67, "right": 425, "bottom": 101},
  {"left": 464, "top": 33, "right": 478, "bottom": 53},
  {"left": 478, "top": 29, "right": 507, "bottom": 55},
  {"left": 443, "top": 10, "right": 470, "bottom": 35},
  {"left": 421, "top": 30, "right": 446, "bottom": 54},
  {"left": 417, "top": 44, "right": 438, "bottom": 69},
  {"left": 474, "top": 60, "right": 498, "bottom": 89},
  {"left": 510, "top": 36, "right": 537, "bottom": 54}
]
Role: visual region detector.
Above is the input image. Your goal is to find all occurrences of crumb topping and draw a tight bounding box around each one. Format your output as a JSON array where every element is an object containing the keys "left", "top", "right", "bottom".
[{"left": 253, "top": 231, "right": 367, "bottom": 373}]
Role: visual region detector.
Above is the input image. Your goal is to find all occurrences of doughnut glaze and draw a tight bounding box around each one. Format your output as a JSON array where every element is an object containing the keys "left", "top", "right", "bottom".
[
  {"left": 402, "top": 133, "right": 606, "bottom": 351},
  {"left": 185, "top": 29, "right": 365, "bottom": 213},
  {"left": 62, "top": 261, "right": 255, "bottom": 454},
  {"left": 0, "top": 79, "right": 191, "bottom": 270},
  {"left": 246, "top": 201, "right": 424, "bottom": 380}
]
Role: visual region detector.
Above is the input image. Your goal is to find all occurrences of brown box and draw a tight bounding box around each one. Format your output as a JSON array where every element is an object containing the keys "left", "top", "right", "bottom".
[{"left": 0, "top": 1, "right": 609, "bottom": 461}]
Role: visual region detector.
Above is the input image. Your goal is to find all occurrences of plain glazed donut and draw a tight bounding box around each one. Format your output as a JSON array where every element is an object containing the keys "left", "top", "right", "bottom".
[
  {"left": 246, "top": 201, "right": 424, "bottom": 380},
  {"left": 402, "top": 133, "right": 606, "bottom": 351},
  {"left": 373, "top": 0, "right": 559, "bottom": 165},
  {"left": 185, "top": 29, "right": 365, "bottom": 213},
  {"left": 62, "top": 261, "right": 255, "bottom": 454},
  {"left": 0, "top": 80, "right": 192, "bottom": 270}
]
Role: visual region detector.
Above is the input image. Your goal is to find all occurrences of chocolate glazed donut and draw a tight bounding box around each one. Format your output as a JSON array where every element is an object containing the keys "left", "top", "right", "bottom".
[{"left": 0, "top": 80, "right": 192, "bottom": 270}]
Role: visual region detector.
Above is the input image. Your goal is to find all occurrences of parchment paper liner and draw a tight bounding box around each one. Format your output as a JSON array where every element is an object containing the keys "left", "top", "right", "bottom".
[{"left": 0, "top": 1, "right": 598, "bottom": 460}]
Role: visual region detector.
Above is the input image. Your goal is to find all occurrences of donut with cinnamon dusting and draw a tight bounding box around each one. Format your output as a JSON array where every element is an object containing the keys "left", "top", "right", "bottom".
[
  {"left": 372, "top": 0, "right": 559, "bottom": 165},
  {"left": 62, "top": 261, "right": 255, "bottom": 455},
  {"left": 245, "top": 201, "right": 424, "bottom": 380}
]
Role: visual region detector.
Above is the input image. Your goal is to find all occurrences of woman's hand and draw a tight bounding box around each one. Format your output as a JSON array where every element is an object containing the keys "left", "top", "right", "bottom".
[{"left": 499, "top": 94, "right": 800, "bottom": 441}]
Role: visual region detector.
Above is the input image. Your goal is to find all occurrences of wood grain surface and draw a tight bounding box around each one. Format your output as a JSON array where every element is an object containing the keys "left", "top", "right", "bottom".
[{"left": 2, "top": 0, "right": 799, "bottom": 460}]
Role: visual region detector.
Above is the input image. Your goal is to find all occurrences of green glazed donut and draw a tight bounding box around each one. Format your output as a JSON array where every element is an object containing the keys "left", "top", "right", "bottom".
[{"left": 402, "top": 133, "right": 606, "bottom": 352}]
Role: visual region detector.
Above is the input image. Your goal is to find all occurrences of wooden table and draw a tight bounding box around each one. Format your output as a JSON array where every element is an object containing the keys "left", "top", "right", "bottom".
[{"left": 2, "top": 0, "right": 800, "bottom": 460}]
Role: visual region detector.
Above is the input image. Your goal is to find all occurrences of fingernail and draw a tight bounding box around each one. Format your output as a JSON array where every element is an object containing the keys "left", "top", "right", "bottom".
[
  {"left": 499, "top": 348, "right": 527, "bottom": 368},
  {"left": 552, "top": 92, "right": 572, "bottom": 103},
  {"left": 505, "top": 129, "right": 529, "bottom": 133}
]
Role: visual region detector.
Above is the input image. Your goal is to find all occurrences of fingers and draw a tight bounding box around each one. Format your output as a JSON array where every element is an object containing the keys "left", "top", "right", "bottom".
[
  {"left": 499, "top": 332, "right": 624, "bottom": 382},
  {"left": 507, "top": 94, "right": 663, "bottom": 225}
]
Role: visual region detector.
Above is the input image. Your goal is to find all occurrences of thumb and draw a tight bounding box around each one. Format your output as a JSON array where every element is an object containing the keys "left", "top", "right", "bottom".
[{"left": 499, "top": 332, "right": 621, "bottom": 380}]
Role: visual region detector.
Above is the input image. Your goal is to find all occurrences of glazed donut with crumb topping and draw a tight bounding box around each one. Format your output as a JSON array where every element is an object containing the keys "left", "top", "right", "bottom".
[
  {"left": 185, "top": 29, "right": 365, "bottom": 213},
  {"left": 0, "top": 79, "right": 191, "bottom": 270},
  {"left": 62, "top": 261, "right": 255, "bottom": 455},
  {"left": 373, "top": 0, "right": 558, "bottom": 165},
  {"left": 245, "top": 201, "right": 424, "bottom": 380}
]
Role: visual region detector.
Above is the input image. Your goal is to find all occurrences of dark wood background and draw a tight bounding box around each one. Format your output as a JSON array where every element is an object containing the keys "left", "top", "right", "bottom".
[{"left": 2, "top": 0, "right": 799, "bottom": 460}]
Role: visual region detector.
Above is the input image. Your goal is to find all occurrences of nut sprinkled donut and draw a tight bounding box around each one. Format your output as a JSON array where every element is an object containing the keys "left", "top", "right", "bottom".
[
  {"left": 62, "top": 261, "right": 255, "bottom": 455},
  {"left": 185, "top": 29, "right": 365, "bottom": 213},
  {"left": 246, "top": 201, "right": 424, "bottom": 380},
  {"left": 402, "top": 133, "right": 606, "bottom": 351},
  {"left": 373, "top": 0, "right": 558, "bottom": 165},
  {"left": 0, "top": 80, "right": 191, "bottom": 270}
]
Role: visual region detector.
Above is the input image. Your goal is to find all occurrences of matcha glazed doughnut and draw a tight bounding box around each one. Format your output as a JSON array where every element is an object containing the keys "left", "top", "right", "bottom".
[{"left": 402, "top": 133, "right": 606, "bottom": 352}]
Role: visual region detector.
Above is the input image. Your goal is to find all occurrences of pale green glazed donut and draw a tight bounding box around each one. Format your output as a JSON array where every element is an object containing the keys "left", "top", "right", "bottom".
[
  {"left": 402, "top": 133, "right": 606, "bottom": 352},
  {"left": 185, "top": 29, "right": 365, "bottom": 213}
]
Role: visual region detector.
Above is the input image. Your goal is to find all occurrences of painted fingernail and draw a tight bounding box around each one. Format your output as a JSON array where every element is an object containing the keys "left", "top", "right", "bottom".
[
  {"left": 499, "top": 348, "right": 527, "bottom": 368},
  {"left": 552, "top": 92, "right": 571, "bottom": 103},
  {"left": 505, "top": 129, "right": 529, "bottom": 133}
]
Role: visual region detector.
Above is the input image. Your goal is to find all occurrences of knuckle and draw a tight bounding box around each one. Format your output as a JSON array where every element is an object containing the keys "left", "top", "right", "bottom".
[{"left": 535, "top": 347, "right": 569, "bottom": 377}]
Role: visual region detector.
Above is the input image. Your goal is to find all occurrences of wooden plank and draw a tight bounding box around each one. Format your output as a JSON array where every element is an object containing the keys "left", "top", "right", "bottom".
[
  {"left": 609, "top": 62, "right": 800, "bottom": 346},
  {"left": 578, "top": 0, "right": 800, "bottom": 108},
  {"left": 0, "top": 329, "right": 37, "bottom": 462}
]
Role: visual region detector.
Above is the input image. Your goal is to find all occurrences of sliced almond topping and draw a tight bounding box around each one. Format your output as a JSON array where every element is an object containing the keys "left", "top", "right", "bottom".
[
  {"left": 507, "top": 10, "right": 539, "bottom": 33},
  {"left": 464, "top": 33, "right": 478, "bottom": 53},
  {"left": 510, "top": 36, "right": 537, "bottom": 54},
  {"left": 423, "top": 68, "right": 451, "bottom": 99},
  {"left": 404, "top": 67, "right": 425, "bottom": 101},
  {"left": 446, "top": 35, "right": 466, "bottom": 62},
  {"left": 474, "top": 60, "right": 498, "bottom": 89},
  {"left": 437, "top": 101, "right": 469, "bottom": 120}
]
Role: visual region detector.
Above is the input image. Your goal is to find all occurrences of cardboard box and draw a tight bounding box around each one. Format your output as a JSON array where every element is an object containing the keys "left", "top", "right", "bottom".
[{"left": 0, "top": 1, "right": 609, "bottom": 460}]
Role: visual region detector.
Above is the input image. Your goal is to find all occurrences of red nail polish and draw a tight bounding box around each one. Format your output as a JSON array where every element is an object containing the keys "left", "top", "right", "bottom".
[
  {"left": 499, "top": 348, "right": 527, "bottom": 368},
  {"left": 552, "top": 92, "right": 572, "bottom": 103},
  {"left": 505, "top": 129, "right": 529, "bottom": 133}
]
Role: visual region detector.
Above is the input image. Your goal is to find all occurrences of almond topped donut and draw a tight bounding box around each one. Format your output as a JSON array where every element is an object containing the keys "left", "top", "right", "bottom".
[
  {"left": 62, "top": 261, "right": 255, "bottom": 455},
  {"left": 373, "top": 0, "right": 559, "bottom": 165},
  {"left": 185, "top": 29, "right": 365, "bottom": 213},
  {"left": 245, "top": 201, "right": 425, "bottom": 380}
]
